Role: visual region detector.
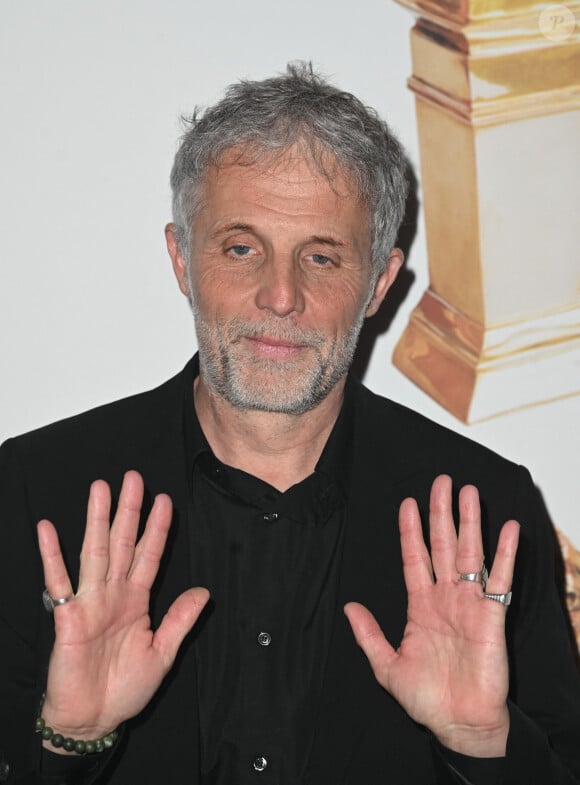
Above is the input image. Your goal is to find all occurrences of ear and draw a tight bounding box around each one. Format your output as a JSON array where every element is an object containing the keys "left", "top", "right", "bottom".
[
  {"left": 165, "top": 223, "right": 191, "bottom": 298},
  {"left": 365, "top": 248, "right": 404, "bottom": 317}
]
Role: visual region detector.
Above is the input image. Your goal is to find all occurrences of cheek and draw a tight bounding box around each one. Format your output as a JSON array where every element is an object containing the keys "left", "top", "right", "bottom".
[
  {"left": 307, "top": 280, "right": 370, "bottom": 327},
  {"left": 192, "top": 268, "right": 252, "bottom": 314}
]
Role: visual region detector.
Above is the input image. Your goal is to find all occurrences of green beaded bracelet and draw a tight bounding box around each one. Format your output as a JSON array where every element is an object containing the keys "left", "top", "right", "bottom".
[{"left": 36, "top": 695, "right": 119, "bottom": 755}]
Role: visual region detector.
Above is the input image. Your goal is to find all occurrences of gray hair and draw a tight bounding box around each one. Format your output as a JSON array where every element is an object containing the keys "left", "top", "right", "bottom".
[{"left": 170, "top": 62, "right": 409, "bottom": 276}]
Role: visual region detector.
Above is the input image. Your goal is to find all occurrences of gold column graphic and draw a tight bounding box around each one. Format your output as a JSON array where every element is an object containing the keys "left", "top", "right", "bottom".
[
  {"left": 557, "top": 529, "right": 580, "bottom": 652},
  {"left": 393, "top": 0, "right": 580, "bottom": 422}
]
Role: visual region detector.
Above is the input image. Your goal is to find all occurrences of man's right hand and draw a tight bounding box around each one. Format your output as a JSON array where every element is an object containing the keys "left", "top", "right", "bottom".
[{"left": 36, "top": 470, "right": 209, "bottom": 751}]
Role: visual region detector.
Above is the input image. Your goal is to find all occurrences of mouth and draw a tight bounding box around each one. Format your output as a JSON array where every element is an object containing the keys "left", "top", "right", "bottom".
[{"left": 244, "top": 335, "right": 308, "bottom": 359}]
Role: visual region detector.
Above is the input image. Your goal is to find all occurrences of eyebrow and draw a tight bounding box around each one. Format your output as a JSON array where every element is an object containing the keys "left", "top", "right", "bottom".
[
  {"left": 209, "top": 222, "right": 255, "bottom": 239},
  {"left": 210, "top": 224, "right": 348, "bottom": 249},
  {"left": 308, "top": 235, "right": 346, "bottom": 248}
]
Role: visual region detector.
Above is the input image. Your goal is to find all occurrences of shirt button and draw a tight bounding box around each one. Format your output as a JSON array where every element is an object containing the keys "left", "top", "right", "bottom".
[
  {"left": 257, "top": 631, "right": 271, "bottom": 646},
  {"left": 253, "top": 756, "right": 268, "bottom": 772},
  {"left": 262, "top": 512, "right": 279, "bottom": 522}
]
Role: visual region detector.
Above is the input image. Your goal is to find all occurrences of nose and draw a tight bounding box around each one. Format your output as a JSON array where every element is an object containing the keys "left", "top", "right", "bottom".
[{"left": 255, "top": 257, "right": 305, "bottom": 317}]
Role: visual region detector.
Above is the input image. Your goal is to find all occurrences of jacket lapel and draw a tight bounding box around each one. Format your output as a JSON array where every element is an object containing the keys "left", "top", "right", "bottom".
[
  {"left": 306, "top": 381, "right": 436, "bottom": 782},
  {"left": 129, "top": 359, "right": 204, "bottom": 783}
]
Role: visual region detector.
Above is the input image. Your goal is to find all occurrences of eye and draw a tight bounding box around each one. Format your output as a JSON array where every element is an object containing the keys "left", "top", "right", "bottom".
[
  {"left": 308, "top": 253, "right": 334, "bottom": 266},
  {"left": 228, "top": 243, "right": 254, "bottom": 257}
]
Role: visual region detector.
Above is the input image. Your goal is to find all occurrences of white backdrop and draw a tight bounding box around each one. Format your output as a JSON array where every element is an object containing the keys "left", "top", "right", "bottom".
[{"left": 1, "top": 1, "right": 578, "bottom": 542}]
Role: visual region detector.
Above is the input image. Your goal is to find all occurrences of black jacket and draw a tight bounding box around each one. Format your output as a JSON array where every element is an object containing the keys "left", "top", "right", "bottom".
[{"left": 1, "top": 357, "right": 579, "bottom": 784}]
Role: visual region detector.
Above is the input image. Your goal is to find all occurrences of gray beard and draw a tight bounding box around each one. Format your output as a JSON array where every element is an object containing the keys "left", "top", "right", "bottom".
[{"left": 193, "top": 308, "right": 367, "bottom": 415}]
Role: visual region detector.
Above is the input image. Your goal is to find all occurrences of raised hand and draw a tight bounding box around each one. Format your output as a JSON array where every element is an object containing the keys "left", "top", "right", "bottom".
[
  {"left": 345, "top": 474, "right": 520, "bottom": 757},
  {"left": 37, "top": 470, "right": 209, "bottom": 747}
]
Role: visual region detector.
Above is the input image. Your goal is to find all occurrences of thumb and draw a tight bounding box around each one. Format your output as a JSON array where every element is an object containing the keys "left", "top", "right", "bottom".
[
  {"left": 344, "top": 601, "right": 397, "bottom": 687},
  {"left": 153, "top": 587, "right": 210, "bottom": 669}
]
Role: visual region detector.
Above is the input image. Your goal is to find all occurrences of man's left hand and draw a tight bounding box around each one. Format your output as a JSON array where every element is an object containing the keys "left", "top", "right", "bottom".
[{"left": 345, "top": 474, "right": 520, "bottom": 758}]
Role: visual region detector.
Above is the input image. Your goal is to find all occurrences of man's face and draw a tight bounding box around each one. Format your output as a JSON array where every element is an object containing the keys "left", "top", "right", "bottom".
[{"left": 168, "top": 147, "right": 400, "bottom": 414}]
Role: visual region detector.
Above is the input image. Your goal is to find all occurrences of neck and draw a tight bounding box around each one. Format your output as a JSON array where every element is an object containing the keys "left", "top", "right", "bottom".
[{"left": 193, "top": 373, "right": 346, "bottom": 492}]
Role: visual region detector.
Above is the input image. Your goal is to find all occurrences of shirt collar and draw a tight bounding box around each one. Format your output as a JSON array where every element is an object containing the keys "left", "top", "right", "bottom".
[{"left": 182, "top": 353, "right": 354, "bottom": 502}]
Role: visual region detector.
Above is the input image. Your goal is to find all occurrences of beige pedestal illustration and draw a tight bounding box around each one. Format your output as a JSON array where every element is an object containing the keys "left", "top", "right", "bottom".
[{"left": 393, "top": 0, "right": 580, "bottom": 422}]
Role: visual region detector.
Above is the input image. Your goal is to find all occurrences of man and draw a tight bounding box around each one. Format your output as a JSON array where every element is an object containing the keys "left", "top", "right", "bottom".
[{"left": 0, "top": 63, "right": 578, "bottom": 784}]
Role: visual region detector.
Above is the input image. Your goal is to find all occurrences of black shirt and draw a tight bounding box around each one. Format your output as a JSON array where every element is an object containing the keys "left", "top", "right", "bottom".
[{"left": 185, "top": 375, "right": 351, "bottom": 784}]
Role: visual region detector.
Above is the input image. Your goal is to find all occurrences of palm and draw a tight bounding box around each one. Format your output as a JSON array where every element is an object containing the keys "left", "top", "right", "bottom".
[
  {"left": 382, "top": 579, "right": 508, "bottom": 731},
  {"left": 37, "top": 471, "right": 208, "bottom": 739},
  {"left": 345, "top": 475, "right": 519, "bottom": 756}
]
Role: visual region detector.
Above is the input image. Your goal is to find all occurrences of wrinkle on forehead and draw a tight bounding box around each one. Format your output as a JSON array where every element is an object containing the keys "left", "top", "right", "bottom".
[{"left": 210, "top": 141, "right": 363, "bottom": 205}]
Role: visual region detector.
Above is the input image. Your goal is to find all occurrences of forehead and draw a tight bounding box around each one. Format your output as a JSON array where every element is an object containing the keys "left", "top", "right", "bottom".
[
  {"left": 216, "top": 142, "right": 357, "bottom": 187},
  {"left": 195, "top": 144, "right": 369, "bottom": 229}
]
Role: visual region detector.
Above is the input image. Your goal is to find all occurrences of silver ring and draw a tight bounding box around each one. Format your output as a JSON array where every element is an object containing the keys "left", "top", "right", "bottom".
[
  {"left": 42, "top": 589, "right": 72, "bottom": 613},
  {"left": 458, "top": 565, "right": 488, "bottom": 587},
  {"left": 483, "top": 591, "right": 512, "bottom": 607}
]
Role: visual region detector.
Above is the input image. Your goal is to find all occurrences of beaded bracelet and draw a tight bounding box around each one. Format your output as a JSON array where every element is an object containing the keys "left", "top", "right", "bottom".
[{"left": 36, "top": 694, "right": 119, "bottom": 755}]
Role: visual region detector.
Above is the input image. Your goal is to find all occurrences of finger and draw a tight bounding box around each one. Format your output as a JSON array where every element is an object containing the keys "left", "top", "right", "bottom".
[
  {"left": 107, "top": 471, "right": 144, "bottom": 580},
  {"left": 37, "top": 519, "right": 74, "bottom": 601},
  {"left": 399, "top": 496, "right": 434, "bottom": 592},
  {"left": 152, "top": 587, "right": 210, "bottom": 670},
  {"left": 344, "top": 602, "right": 396, "bottom": 689},
  {"left": 78, "top": 480, "right": 112, "bottom": 589},
  {"left": 127, "top": 493, "right": 173, "bottom": 590},
  {"left": 456, "top": 484, "right": 485, "bottom": 576},
  {"left": 428, "top": 474, "right": 458, "bottom": 582},
  {"left": 484, "top": 520, "right": 520, "bottom": 598}
]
